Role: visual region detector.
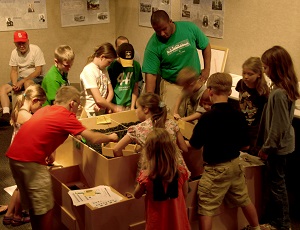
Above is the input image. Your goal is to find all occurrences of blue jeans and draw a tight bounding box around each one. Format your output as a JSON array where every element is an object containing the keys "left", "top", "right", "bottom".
[{"left": 266, "top": 154, "right": 291, "bottom": 230}]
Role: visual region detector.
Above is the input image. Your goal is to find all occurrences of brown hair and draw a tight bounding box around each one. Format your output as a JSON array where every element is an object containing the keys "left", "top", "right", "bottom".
[
  {"left": 261, "top": 46, "right": 300, "bottom": 101},
  {"left": 207, "top": 72, "right": 232, "bottom": 95},
  {"left": 137, "top": 93, "right": 167, "bottom": 128},
  {"left": 86, "top": 42, "right": 117, "bottom": 64},
  {"left": 54, "top": 45, "right": 75, "bottom": 63},
  {"left": 143, "top": 128, "right": 178, "bottom": 182},
  {"left": 176, "top": 66, "right": 199, "bottom": 86},
  {"left": 54, "top": 85, "right": 80, "bottom": 105}
]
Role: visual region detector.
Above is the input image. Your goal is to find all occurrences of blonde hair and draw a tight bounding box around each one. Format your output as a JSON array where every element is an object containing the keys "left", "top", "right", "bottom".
[
  {"left": 86, "top": 42, "right": 117, "bottom": 64},
  {"left": 207, "top": 72, "right": 232, "bottom": 95},
  {"left": 242, "top": 57, "right": 269, "bottom": 97},
  {"left": 176, "top": 66, "right": 199, "bottom": 86},
  {"left": 54, "top": 45, "right": 75, "bottom": 63},
  {"left": 137, "top": 93, "right": 167, "bottom": 128},
  {"left": 10, "top": 84, "right": 46, "bottom": 126},
  {"left": 142, "top": 128, "right": 178, "bottom": 182},
  {"left": 54, "top": 86, "right": 80, "bottom": 105},
  {"left": 261, "top": 46, "right": 300, "bottom": 101}
]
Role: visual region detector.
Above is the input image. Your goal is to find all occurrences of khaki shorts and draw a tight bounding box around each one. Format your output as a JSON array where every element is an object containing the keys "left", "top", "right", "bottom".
[
  {"left": 160, "top": 79, "right": 182, "bottom": 114},
  {"left": 9, "top": 159, "right": 54, "bottom": 215},
  {"left": 197, "top": 157, "right": 251, "bottom": 216}
]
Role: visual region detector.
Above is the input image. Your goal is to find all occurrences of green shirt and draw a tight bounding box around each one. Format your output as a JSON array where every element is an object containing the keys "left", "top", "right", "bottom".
[
  {"left": 42, "top": 65, "right": 70, "bottom": 106},
  {"left": 108, "top": 60, "right": 142, "bottom": 106},
  {"left": 142, "top": 21, "right": 209, "bottom": 83}
]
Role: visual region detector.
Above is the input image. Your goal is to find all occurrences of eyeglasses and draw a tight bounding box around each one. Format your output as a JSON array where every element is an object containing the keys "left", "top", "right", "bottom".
[{"left": 73, "top": 100, "right": 81, "bottom": 106}]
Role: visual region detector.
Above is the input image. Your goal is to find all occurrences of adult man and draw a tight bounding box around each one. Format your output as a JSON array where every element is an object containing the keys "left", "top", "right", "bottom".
[
  {"left": 142, "top": 10, "right": 211, "bottom": 112},
  {"left": 0, "top": 30, "right": 45, "bottom": 124}
]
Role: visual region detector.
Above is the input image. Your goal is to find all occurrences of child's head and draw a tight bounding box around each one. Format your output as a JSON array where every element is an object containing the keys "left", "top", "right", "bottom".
[
  {"left": 136, "top": 93, "right": 167, "bottom": 128},
  {"left": 261, "top": 46, "right": 299, "bottom": 100},
  {"left": 115, "top": 36, "right": 129, "bottom": 49},
  {"left": 143, "top": 128, "right": 178, "bottom": 182},
  {"left": 55, "top": 86, "right": 81, "bottom": 114},
  {"left": 242, "top": 57, "right": 269, "bottom": 96},
  {"left": 54, "top": 45, "right": 75, "bottom": 73},
  {"left": 176, "top": 67, "right": 200, "bottom": 94},
  {"left": 87, "top": 42, "right": 117, "bottom": 68},
  {"left": 207, "top": 72, "right": 232, "bottom": 96},
  {"left": 199, "top": 88, "right": 212, "bottom": 111},
  {"left": 11, "top": 84, "right": 46, "bottom": 125}
]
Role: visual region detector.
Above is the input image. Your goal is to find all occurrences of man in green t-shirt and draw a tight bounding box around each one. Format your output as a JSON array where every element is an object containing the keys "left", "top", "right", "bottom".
[
  {"left": 142, "top": 10, "right": 211, "bottom": 113},
  {"left": 108, "top": 43, "right": 142, "bottom": 110}
]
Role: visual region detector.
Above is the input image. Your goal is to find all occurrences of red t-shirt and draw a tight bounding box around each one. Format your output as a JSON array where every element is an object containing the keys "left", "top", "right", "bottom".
[
  {"left": 6, "top": 105, "right": 86, "bottom": 165},
  {"left": 137, "top": 166, "right": 191, "bottom": 230}
]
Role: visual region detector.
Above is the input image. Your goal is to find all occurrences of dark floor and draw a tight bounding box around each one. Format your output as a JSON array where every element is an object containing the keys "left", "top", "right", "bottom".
[{"left": 1, "top": 117, "right": 300, "bottom": 230}]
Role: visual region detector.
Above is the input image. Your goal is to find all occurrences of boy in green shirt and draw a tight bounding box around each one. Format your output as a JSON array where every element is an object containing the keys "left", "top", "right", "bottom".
[
  {"left": 108, "top": 43, "right": 142, "bottom": 110},
  {"left": 42, "top": 45, "right": 75, "bottom": 106}
]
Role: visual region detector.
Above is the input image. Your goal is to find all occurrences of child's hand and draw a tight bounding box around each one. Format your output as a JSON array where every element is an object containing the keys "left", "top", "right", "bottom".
[
  {"left": 46, "top": 154, "right": 55, "bottom": 165},
  {"left": 109, "top": 133, "right": 118, "bottom": 142},
  {"left": 173, "top": 113, "right": 181, "bottom": 120}
]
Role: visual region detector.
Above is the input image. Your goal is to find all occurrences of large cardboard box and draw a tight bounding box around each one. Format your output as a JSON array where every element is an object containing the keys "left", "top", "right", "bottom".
[{"left": 52, "top": 110, "right": 263, "bottom": 230}]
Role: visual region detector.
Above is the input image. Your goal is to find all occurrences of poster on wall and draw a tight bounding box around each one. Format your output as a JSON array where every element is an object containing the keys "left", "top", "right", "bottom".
[
  {"left": 139, "top": 0, "right": 171, "bottom": 27},
  {"left": 180, "top": 0, "right": 224, "bottom": 38},
  {"left": 60, "top": 0, "right": 110, "bottom": 27},
  {"left": 0, "top": 0, "right": 47, "bottom": 32}
]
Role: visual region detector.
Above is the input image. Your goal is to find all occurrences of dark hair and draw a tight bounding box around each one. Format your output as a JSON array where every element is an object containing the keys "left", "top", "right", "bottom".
[
  {"left": 261, "top": 46, "right": 300, "bottom": 101},
  {"left": 137, "top": 93, "right": 167, "bottom": 128},
  {"left": 151, "top": 10, "right": 170, "bottom": 26}
]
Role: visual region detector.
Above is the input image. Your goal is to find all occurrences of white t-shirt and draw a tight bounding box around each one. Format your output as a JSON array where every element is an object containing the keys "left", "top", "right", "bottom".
[
  {"left": 9, "top": 44, "right": 46, "bottom": 78},
  {"left": 80, "top": 62, "right": 111, "bottom": 112}
]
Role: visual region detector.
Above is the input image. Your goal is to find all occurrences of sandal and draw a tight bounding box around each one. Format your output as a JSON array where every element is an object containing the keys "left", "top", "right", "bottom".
[
  {"left": 0, "top": 205, "right": 8, "bottom": 215},
  {"left": 3, "top": 216, "right": 13, "bottom": 225},
  {"left": 11, "top": 216, "right": 31, "bottom": 226}
]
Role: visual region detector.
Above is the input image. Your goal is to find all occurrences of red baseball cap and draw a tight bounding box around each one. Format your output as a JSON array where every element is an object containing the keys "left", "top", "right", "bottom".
[{"left": 14, "top": 30, "right": 28, "bottom": 42}]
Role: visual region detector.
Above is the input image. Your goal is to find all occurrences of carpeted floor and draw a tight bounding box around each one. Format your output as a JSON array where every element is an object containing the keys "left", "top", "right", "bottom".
[{"left": 1, "top": 117, "right": 300, "bottom": 230}]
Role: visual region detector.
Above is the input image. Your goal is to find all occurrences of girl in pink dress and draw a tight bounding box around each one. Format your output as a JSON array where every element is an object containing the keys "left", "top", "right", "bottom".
[{"left": 134, "top": 128, "right": 191, "bottom": 230}]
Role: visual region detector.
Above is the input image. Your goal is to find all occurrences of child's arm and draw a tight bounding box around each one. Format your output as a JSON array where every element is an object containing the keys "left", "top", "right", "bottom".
[
  {"left": 131, "top": 82, "right": 139, "bottom": 110},
  {"left": 133, "top": 183, "right": 146, "bottom": 199},
  {"left": 182, "top": 180, "right": 188, "bottom": 199},
  {"left": 173, "top": 94, "right": 184, "bottom": 120},
  {"left": 176, "top": 131, "right": 188, "bottom": 153},
  {"left": 80, "top": 129, "right": 118, "bottom": 144},
  {"left": 181, "top": 112, "right": 201, "bottom": 122},
  {"left": 106, "top": 83, "right": 114, "bottom": 103},
  {"left": 90, "top": 88, "right": 119, "bottom": 112},
  {"left": 113, "top": 134, "right": 132, "bottom": 157}
]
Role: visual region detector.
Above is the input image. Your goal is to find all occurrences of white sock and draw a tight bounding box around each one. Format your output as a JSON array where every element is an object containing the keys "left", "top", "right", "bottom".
[{"left": 3, "top": 107, "right": 10, "bottom": 114}]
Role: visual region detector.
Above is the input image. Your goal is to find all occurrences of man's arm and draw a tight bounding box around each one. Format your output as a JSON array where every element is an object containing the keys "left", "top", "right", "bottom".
[
  {"left": 200, "top": 43, "right": 211, "bottom": 82},
  {"left": 145, "top": 73, "right": 157, "bottom": 93},
  {"left": 10, "top": 66, "right": 19, "bottom": 91},
  {"left": 14, "top": 66, "right": 43, "bottom": 90},
  {"left": 131, "top": 82, "right": 139, "bottom": 110}
]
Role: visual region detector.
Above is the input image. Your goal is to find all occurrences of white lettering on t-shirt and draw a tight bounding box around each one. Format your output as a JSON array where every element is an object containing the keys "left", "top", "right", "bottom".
[
  {"left": 117, "top": 72, "right": 133, "bottom": 86},
  {"left": 166, "top": 39, "right": 191, "bottom": 55}
]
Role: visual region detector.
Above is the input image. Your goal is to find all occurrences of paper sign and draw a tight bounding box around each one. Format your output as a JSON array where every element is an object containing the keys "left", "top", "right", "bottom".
[{"left": 96, "top": 115, "right": 111, "bottom": 124}]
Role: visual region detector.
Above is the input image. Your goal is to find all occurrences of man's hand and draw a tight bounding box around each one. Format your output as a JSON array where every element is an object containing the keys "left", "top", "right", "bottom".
[
  {"left": 12, "top": 80, "right": 24, "bottom": 92},
  {"left": 258, "top": 149, "right": 268, "bottom": 161},
  {"left": 200, "top": 68, "right": 210, "bottom": 84}
]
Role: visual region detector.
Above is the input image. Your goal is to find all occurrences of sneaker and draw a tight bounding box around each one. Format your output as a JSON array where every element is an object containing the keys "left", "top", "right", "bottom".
[{"left": 260, "top": 223, "right": 277, "bottom": 230}]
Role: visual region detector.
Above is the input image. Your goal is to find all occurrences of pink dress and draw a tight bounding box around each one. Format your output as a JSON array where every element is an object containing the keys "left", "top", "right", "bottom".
[{"left": 137, "top": 166, "right": 191, "bottom": 230}]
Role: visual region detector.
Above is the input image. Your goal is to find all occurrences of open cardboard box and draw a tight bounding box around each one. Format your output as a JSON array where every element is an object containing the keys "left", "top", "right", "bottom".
[
  {"left": 52, "top": 110, "right": 263, "bottom": 229},
  {"left": 102, "top": 142, "right": 138, "bottom": 157},
  {"left": 50, "top": 165, "right": 145, "bottom": 230}
]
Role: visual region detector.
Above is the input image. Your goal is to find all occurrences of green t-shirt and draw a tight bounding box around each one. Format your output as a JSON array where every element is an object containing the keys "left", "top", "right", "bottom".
[
  {"left": 142, "top": 21, "right": 209, "bottom": 83},
  {"left": 41, "top": 65, "right": 70, "bottom": 106},
  {"left": 108, "top": 60, "right": 142, "bottom": 106}
]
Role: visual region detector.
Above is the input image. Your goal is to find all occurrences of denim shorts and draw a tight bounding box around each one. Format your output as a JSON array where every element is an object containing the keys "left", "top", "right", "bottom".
[
  {"left": 8, "top": 76, "right": 44, "bottom": 88},
  {"left": 197, "top": 157, "right": 251, "bottom": 216}
]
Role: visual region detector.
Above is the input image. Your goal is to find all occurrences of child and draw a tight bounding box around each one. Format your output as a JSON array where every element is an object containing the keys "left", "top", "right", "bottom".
[
  {"left": 173, "top": 67, "right": 209, "bottom": 123},
  {"left": 80, "top": 42, "right": 122, "bottom": 117},
  {"left": 113, "top": 92, "right": 188, "bottom": 158},
  {"left": 236, "top": 57, "right": 269, "bottom": 156},
  {"left": 258, "top": 46, "right": 300, "bottom": 230},
  {"left": 107, "top": 43, "right": 142, "bottom": 110},
  {"left": 3, "top": 84, "right": 46, "bottom": 226},
  {"left": 134, "top": 128, "right": 190, "bottom": 230},
  {"left": 6, "top": 86, "right": 118, "bottom": 230},
  {"left": 187, "top": 73, "right": 261, "bottom": 230},
  {"left": 42, "top": 45, "right": 75, "bottom": 106}
]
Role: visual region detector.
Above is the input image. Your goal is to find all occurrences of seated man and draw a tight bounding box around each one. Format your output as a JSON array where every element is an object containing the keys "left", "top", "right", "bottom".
[{"left": 0, "top": 30, "right": 45, "bottom": 124}]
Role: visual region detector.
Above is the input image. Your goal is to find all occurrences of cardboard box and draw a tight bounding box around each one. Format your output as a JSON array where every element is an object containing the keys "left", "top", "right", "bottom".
[
  {"left": 50, "top": 165, "right": 145, "bottom": 230},
  {"left": 102, "top": 142, "right": 138, "bottom": 157},
  {"left": 52, "top": 110, "right": 263, "bottom": 230}
]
